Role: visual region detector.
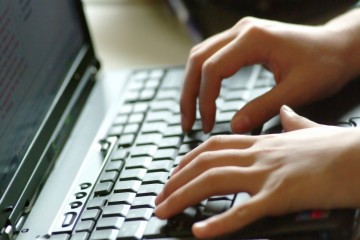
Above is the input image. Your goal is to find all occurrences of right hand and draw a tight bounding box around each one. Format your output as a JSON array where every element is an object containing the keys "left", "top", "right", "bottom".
[{"left": 180, "top": 16, "right": 355, "bottom": 133}]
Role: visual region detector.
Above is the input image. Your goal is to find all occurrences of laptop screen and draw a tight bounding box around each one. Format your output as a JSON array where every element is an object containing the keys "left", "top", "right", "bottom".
[{"left": 0, "top": 1, "right": 86, "bottom": 197}]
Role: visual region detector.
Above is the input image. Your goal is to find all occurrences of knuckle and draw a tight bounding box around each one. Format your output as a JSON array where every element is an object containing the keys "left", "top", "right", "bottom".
[
  {"left": 190, "top": 43, "right": 202, "bottom": 54},
  {"left": 201, "top": 58, "right": 217, "bottom": 77},
  {"left": 196, "top": 152, "right": 213, "bottom": 167},
  {"left": 242, "top": 24, "right": 267, "bottom": 40},
  {"left": 233, "top": 17, "right": 271, "bottom": 42},
  {"left": 206, "top": 135, "right": 225, "bottom": 149},
  {"left": 234, "top": 16, "right": 258, "bottom": 29},
  {"left": 188, "top": 48, "right": 205, "bottom": 69},
  {"left": 204, "top": 168, "right": 224, "bottom": 184}
]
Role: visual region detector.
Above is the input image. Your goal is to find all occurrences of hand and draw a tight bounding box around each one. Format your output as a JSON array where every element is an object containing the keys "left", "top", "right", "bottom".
[
  {"left": 155, "top": 106, "right": 360, "bottom": 239},
  {"left": 180, "top": 16, "right": 357, "bottom": 133}
]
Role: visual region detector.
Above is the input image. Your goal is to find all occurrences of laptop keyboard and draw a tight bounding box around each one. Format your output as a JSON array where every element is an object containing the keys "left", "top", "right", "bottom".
[{"left": 55, "top": 66, "right": 276, "bottom": 240}]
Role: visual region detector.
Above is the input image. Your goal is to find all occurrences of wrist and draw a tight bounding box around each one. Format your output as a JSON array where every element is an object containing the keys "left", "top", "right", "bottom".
[{"left": 323, "top": 9, "right": 360, "bottom": 82}]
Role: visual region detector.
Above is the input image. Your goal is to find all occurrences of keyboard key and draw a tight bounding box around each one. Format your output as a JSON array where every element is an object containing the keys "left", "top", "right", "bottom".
[
  {"left": 107, "top": 125, "right": 123, "bottom": 137},
  {"left": 136, "top": 133, "right": 162, "bottom": 146},
  {"left": 81, "top": 209, "right": 101, "bottom": 221},
  {"left": 137, "top": 184, "right": 164, "bottom": 197},
  {"left": 201, "top": 199, "right": 232, "bottom": 217},
  {"left": 100, "top": 171, "right": 119, "bottom": 183},
  {"left": 150, "top": 100, "right": 179, "bottom": 113},
  {"left": 145, "top": 78, "right": 161, "bottom": 89},
  {"left": 132, "top": 196, "right": 156, "bottom": 209},
  {"left": 143, "top": 217, "right": 168, "bottom": 238},
  {"left": 124, "top": 91, "right": 140, "bottom": 103},
  {"left": 117, "top": 221, "right": 148, "bottom": 240},
  {"left": 164, "top": 125, "right": 183, "bottom": 137},
  {"left": 87, "top": 197, "right": 106, "bottom": 210},
  {"left": 147, "top": 160, "right": 173, "bottom": 173},
  {"left": 131, "top": 145, "right": 158, "bottom": 158},
  {"left": 90, "top": 229, "right": 119, "bottom": 240},
  {"left": 127, "top": 81, "right": 143, "bottom": 91},
  {"left": 146, "top": 111, "right": 172, "bottom": 122},
  {"left": 128, "top": 113, "right": 144, "bottom": 124},
  {"left": 142, "top": 172, "right": 169, "bottom": 185},
  {"left": 216, "top": 111, "right": 235, "bottom": 123},
  {"left": 153, "top": 148, "right": 177, "bottom": 160},
  {"left": 94, "top": 182, "right": 113, "bottom": 196},
  {"left": 113, "top": 115, "right": 128, "bottom": 125},
  {"left": 75, "top": 220, "right": 95, "bottom": 232},
  {"left": 50, "top": 234, "right": 70, "bottom": 240},
  {"left": 158, "top": 136, "right": 181, "bottom": 149},
  {"left": 156, "top": 89, "right": 179, "bottom": 101},
  {"left": 96, "top": 217, "right": 124, "bottom": 230},
  {"left": 139, "top": 89, "right": 156, "bottom": 101},
  {"left": 118, "top": 134, "right": 136, "bottom": 147},
  {"left": 125, "top": 157, "right": 152, "bottom": 169},
  {"left": 211, "top": 122, "right": 232, "bottom": 135},
  {"left": 126, "top": 208, "right": 153, "bottom": 221},
  {"left": 142, "top": 122, "right": 167, "bottom": 134},
  {"left": 131, "top": 71, "right": 149, "bottom": 81},
  {"left": 71, "top": 232, "right": 89, "bottom": 240},
  {"left": 114, "top": 180, "right": 141, "bottom": 193},
  {"left": 179, "top": 143, "right": 200, "bottom": 155},
  {"left": 123, "top": 123, "right": 140, "bottom": 135},
  {"left": 183, "top": 131, "right": 209, "bottom": 143},
  {"left": 111, "top": 150, "right": 129, "bottom": 161},
  {"left": 108, "top": 192, "right": 136, "bottom": 205},
  {"left": 232, "top": 192, "right": 251, "bottom": 207},
  {"left": 149, "top": 69, "right": 164, "bottom": 79},
  {"left": 161, "top": 68, "right": 184, "bottom": 89},
  {"left": 219, "top": 99, "right": 245, "bottom": 112},
  {"left": 102, "top": 205, "right": 130, "bottom": 218},
  {"left": 133, "top": 102, "right": 148, "bottom": 113},
  {"left": 167, "top": 114, "right": 181, "bottom": 125},
  {"left": 104, "top": 160, "right": 124, "bottom": 172},
  {"left": 120, "top": 169, "right": 147, "bottom": 181}
]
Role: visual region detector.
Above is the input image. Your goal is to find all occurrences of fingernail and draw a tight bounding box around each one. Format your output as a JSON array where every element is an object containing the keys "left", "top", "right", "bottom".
[
  {"left": 232, "top": 116, "right": 250, "bottom": 133},
  {"left": 282, "top": 105, "right": 293, "bottom": 112},
  {"left": 171, "top": 166, "right": 179, "bottom": 176},
  {"left": 181, "top": 114, "right": 190, "bottom": 132},
  {"left": 154, "top": 202, "right": 166, "bottom": 219},
  {"left": 201, "top": 118, "right": 211, "bottom": 134},
  {"left": 282, "top": 105, "right": 297, "bottom": 116},
  {"left": 155, "top": 191, "right": 164, "bottom": 205},
  {"left": 194, "top": 221, "right": 207, "bottom": 230}
]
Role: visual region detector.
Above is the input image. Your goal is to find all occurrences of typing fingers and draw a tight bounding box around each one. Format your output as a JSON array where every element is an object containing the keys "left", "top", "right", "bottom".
[
  {"left": 172, "top": 135, "right": 256, "bottom": 175},
  {"left": 181, "top": 29, "right": 236, "bottom": 132},
  {"left": 155, "top": 166, "right": 261, "bottom": 219},
  {"left": 198, "top": 29, "right": 275, "bottom": 132},
  {"left": 155, "top": 148, "right": 258, "bottom": 205}
]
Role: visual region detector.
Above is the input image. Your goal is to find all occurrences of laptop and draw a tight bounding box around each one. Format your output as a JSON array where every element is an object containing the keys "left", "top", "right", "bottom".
[{"left": 0, "top": 1, "right": 359, "bottom": 240}]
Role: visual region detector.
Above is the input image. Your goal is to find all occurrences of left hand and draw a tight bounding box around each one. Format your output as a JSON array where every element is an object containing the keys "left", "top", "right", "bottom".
[{"left": 155, "top": 105, "right": 360, "bottom": 239}]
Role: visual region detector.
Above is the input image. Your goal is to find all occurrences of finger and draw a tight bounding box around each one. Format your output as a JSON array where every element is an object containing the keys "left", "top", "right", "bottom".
[
  {"left": 172, "top": 135, "right": 256, "bottom": 176},
  {"left": 192, "top": 194, "right": 270, "bottom": 239},
  {"left": 156, "top": 148, "right": 258, "bottom": 205},
  {"left": 231, "top": 81, "right": 304, "bottom": 133},
  {"left": 155, "top": 167, "right": 256, "bottom": 219},
  {"left": 199, "top": 30, "right": 275, "bottom": 133},
  {"left": 181, "top": 30, "right": 236, "bottom": 132},
  {"left": 280, "top": 105, "right": 321, "bottom": 131}
]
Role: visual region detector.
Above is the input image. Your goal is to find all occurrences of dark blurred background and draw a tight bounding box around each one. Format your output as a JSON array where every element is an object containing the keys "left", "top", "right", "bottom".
[{"left": 167, "top": 0, "right": 358, "bottom": 42}]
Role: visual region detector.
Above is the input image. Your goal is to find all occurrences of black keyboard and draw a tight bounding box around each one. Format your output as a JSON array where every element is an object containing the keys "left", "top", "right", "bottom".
[{"left": 57, "top": 66, "right": 357, "bottom": 240}]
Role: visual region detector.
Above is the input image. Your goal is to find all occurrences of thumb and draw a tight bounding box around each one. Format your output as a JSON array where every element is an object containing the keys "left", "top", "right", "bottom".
[{"left": 280, "top": 105, "right": 320, "bottom": 132}]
